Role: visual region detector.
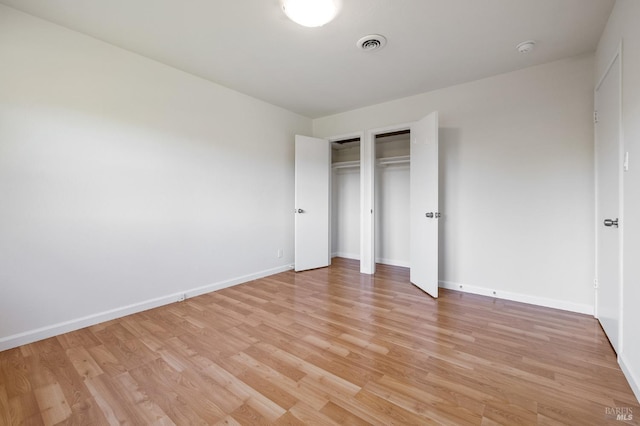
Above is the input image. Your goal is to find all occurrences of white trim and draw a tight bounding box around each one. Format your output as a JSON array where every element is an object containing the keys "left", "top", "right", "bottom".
[
  {"left": 332, "top": 253, "right": 409, "bottom": 268},
  {"left": 332, "top": 251, "right": 360, "bottom": 260},
  {"left": 361, "top": 131, "right": 375, "bottom": 274},
  {"left": 364, "top": 122, "right": 414, "bottom": 276},
  {"left": 327, "top": 131, "right": 364, "bottom": 144},
  {"left": 617, "top": 40, "right": 625, "bottom": 357},
  {"left": 326, "top": 131, "right": 366, "bottom": 274},
  {"left": 438, "top": 280, "right": 594, "bottom": 315},
  {"left": 595, "top": 43, "right": 622, "bottom": 91},
  {"left": 619, "top": 353, "right": 640, "bottom": 404},
  {"left": 594, "top": 42, "right": 623, "bottom": 314},
  {"left": 376, "top": 258, "right": 410, "bottom": 268},
  {"left": 593, "top": 41, "right": 624, "bottom": 352},
  {"left": 0, "top": 264, "right": 293, "bottom": 352}
]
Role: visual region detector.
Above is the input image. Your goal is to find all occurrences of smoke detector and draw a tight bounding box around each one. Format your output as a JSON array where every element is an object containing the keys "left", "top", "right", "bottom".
[
  {"left": 516, "top": 40, "right": 536, "bottom": 54},
  {"left": 357, "top": 34, "right": 387, "bottom": 52}
]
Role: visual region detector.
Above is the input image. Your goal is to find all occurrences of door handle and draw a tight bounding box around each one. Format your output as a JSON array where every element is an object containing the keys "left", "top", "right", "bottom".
[
  {"left": 603, "top": 218, "right": 618, "bottom": 228},
  {"left": 296, "top": 208, "right": 305, "bottom": 214},
  {"left": 425, "top": 212, "right": 441, "bottom": 218}
]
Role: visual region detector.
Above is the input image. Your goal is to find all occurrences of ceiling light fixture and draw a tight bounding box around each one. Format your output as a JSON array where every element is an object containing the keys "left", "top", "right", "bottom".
[
  {"left": 281, "top": 0, "right": 341, "bottom": 27},
  {"left": 516, "top": 40, "right": 536, "bottom": 54}
]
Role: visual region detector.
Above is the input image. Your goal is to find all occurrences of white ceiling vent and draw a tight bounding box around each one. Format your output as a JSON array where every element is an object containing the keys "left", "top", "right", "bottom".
[
  {"left": 357, "top": 34, "right": 387, "bottom": 52},
  {"left": 516, "top": 40, "right": 536, "bottom": 54}
]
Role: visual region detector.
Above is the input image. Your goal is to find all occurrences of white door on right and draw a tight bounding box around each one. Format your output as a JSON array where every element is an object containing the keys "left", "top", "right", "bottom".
[
  {"left": 595, "top": 51, "right": 622, "bottom": 353},
  {"left": 410, "top": 112, "right": 439, "bottom": 298}
]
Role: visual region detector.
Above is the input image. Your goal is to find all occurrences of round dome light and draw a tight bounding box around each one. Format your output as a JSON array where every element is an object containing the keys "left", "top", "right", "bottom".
[{"left": 282, "top": 0, "right": 341, "bottom": 27}]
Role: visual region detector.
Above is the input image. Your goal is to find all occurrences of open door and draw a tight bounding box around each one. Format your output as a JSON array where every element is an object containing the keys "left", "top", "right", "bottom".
[
  {"left": 595, "top": 49, "right": 622, "bottom": 352},
  {"left": 410, "top": 112, "right": 439, "bottom": 297},
  {"left": 294, "top": 135, "right": 330, "bottom": 272}
]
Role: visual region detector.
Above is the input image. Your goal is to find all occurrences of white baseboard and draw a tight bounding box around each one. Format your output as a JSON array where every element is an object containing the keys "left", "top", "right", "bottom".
[
  {"left": 331, "top": 253, "right": 409, "bottom": 269},
  {"left": 376, "top": 257, "right": 409, "bottom": 268},
  {"left": 620, "top": 353, "right": 640, "bottom": 404},
  {"left": 332, "top": 251, "right": 360, "bottom": 260},
  {"left": 438, "top": 280, "right": 594, "bottom": 315},
  {"left": 0, "top": 264, "right": 294, "bottom": 352}
]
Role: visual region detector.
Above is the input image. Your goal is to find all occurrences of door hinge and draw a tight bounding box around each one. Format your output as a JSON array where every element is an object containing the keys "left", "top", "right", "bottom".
[
  {"left": 594, "top": 278, "right": 598, "bottom": 289},
  {"left": 624, "top": 151, "right": 629, "bottom": 171},
  {"left": 593, "top": 111, "right": 599, "bottom": 124}
]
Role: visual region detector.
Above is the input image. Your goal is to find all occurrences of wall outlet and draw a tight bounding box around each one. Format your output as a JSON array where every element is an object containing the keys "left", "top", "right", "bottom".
[{"left": 277, "top": 249, "right": 283, "bottom": 258}]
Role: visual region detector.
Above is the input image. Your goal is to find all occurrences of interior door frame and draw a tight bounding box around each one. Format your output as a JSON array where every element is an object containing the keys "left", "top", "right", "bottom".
[
  {"left": 363, "top": 122, "right": 414, "bottom": 275},
  {"left": 327, "top": 131, "right": 366, "bottom": 269},
  {"left": 594, "top": 41, "right": 624, "bottom": 354}
]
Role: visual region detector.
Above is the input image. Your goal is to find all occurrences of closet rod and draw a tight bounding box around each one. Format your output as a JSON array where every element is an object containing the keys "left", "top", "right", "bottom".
[
  {"left": 332, "top": 160, "right": 361, "bottom": 169},
  {"left": 377, "top": 155, "right": 410, "bottom": 166}
]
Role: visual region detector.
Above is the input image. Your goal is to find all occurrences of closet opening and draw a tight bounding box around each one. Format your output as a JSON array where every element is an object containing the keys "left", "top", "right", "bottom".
[
  {"left": 375, "top": 129, "right": 410, "bottom": 268},
  {"left": 331, "top": 136, "right": 361, "bottom": 263}
]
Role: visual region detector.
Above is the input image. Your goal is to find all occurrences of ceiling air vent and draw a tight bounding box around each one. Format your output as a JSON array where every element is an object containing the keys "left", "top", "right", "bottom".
[{"left": 357, "top": 34, "right": 387, "bottom": 52}]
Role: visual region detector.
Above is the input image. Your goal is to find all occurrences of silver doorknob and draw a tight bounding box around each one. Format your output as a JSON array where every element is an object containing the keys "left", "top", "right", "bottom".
[
  {"left": 604, "top": 218, "right": 619, "bottom": 228},
  {"left": 297, "top": 209, "right": 304, "bottom": 214}
]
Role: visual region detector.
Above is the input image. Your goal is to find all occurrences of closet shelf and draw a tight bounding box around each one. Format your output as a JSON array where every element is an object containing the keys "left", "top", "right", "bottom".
[
  {"left": 332, "top": 160, "right": 361, "bottom": 169},
  {"left": 333, "top": 155, "right": 410, "bottom": 169},
  {"left": 377, "top": 155, "right": 410, "bottom": 166}
]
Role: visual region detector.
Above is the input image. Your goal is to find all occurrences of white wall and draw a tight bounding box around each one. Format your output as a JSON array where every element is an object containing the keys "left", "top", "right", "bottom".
[
  {"left": 314, "top": 54, "right": 595, "bottom": 314},
  {"left": 375, "top": 137, "right": 411, "bottom": 266},
  {"left": 331, "top": 168, "right": 360, "bottom": 259},
  {"left": 596, "top": 0, "right": 640, "bottom": 402},
  {"left": 332, "top": 162, "right": 411, "bottom": 267},
  {"left": 331, "top": 138, "right": 411, "bottom": 266},
  {"left": 375, "top": 163, "right": 410, "bottom": 266},
  {"left": 0, "top": 5, "right": 310, "bottom": 350}
]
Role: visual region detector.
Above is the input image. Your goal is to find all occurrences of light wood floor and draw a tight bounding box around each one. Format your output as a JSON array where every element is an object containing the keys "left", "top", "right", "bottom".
[{"left": 1, "top": 258, "right": 638, "bottom": 425}]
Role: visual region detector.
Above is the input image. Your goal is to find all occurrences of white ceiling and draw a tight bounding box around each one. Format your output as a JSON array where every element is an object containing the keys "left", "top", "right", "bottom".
[{"left": 0, "top": 0, "right": 615, "bottom": 118}]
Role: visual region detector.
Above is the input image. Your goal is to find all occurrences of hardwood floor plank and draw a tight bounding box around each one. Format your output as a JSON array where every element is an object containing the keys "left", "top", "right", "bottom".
[
  {"left": 303, "top": 351, "right": 383, "bottom": 389},
  {"left": 242, "top": 344, "right": 306, "bottom": 383},
  {"left": 228, "top": 403, "right": 269, "bottom": 425},
  {"left": 127, "top": 361, "right": 210, "bottom": 425},
  {"left": 236, "top": 350, "right": 327, "bottom": 411},
  {"left": 33, "top": 383, "right": 72, "bottom": 426},
  {"left": 8, "top": 391, "right": 41, "bottom": 426},
  {"left": 0, "top": 348, "right": 32, "bottom": 399},
  {"left": 318, "top": 401, "right": 371, "bottom": 425},
  {"left": 56, "top": 328, "right": 102, "bottom": 351},
  {"left": 1, "top": 258, "right": 638, "bottom": 425},
  {"left": 66, "top": 347, "right": 104, "bottom": 380},
  {"left": 115, "top": 371, "right": 176, "bottom": 425},
  {"left": 0, "top": 384, "right": 12, "bottom": 425},
  {"left": 85, "top": 374, "right": 149, "bottom": 425},
  {"left": 190, "top": 355, "right": 288, "bottom": 421},
  {"left": 286, "top": 401, "right": 340, "bottom": 425},
  {"left": 86, "top": 345, "right": 128, "bottom": 378}
]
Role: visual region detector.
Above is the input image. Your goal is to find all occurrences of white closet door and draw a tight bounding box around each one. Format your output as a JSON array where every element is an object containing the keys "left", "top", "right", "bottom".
[
  {"left": 410, "top": 112, "right": 439, "bottom": 297},
  {"left": 294, "top": 135, "right": 330, "bottom": 272}
]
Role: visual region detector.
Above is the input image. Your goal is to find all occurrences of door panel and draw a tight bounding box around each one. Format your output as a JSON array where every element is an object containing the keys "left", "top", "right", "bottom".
[
  {"left": 294, "top": 135, "right": 330, "bottom": 272},
  {"left": 595, "top": 52, "right": 621, "bottom": 352},
  {"left": 410, "top": 112, "right": 439, "bottom": 297}
]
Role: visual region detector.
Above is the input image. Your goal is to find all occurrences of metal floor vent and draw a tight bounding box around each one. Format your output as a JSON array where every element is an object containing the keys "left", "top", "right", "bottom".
[{"left": 357, "top": 34, "right": 387, "bottom": 51}]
